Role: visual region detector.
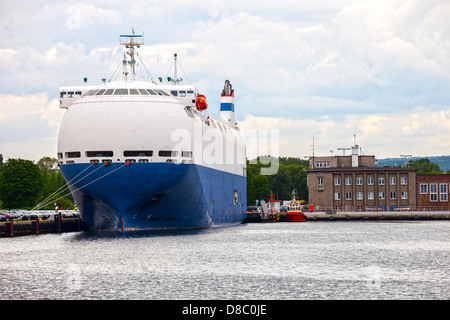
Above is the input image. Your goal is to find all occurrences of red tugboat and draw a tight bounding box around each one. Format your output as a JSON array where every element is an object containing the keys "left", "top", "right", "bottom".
[{"left": 284, "top": 190, "right": 307, "bottom": 222}]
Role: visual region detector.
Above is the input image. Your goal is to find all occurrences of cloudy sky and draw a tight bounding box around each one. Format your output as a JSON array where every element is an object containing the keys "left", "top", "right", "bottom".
[{"left": 1, "top": 0, "right": 449, "bottom": 162}]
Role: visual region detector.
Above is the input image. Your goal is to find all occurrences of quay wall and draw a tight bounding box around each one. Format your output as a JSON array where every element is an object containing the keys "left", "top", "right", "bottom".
[
  {"left": 305, "top": 211, "right": 450, "bottom": 221},
  {"left": 0, "top": 211, "right": 86, "bottom": 237}
]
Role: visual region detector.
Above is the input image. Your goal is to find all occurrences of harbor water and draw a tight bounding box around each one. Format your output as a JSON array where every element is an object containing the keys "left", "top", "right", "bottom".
[{"left": 0, "top": 221, "right": 449, "bottom": 300}]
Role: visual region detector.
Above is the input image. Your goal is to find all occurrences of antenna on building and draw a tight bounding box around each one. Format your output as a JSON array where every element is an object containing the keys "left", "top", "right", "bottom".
[
  {"left": 304, "top": 137, "right": 317, "bottom": 168},
  {"left": 400, "top": 155, "right": 412, "bottom": 167},
  {"left": 337, "top": 147, "right": 350, "bottom": 156}
]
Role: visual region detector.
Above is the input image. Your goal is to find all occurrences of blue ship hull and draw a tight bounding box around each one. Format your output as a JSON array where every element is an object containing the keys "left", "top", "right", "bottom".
[{"left": 60, "top": 162, "right": 247, "bottom": 231}]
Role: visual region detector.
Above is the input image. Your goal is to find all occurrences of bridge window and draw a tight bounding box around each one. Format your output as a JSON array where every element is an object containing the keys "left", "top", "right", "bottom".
[
  {"left": 138, "top": 89, "right": 149, "bottom": 95},
  {"left": 114, "top": 89, "right": 128, "bottom": 95},
  {"left": 104, "top": 89, "right": 114, "bottom": 95},
  {"left": 129, "top": 89, "right": 139, "bottom": 95},
  {"left": 155, "top": 90, "right": 169, "bottom": 96},
  {"left": 96, "top": 89, "right": 106, "bottom": 95}
]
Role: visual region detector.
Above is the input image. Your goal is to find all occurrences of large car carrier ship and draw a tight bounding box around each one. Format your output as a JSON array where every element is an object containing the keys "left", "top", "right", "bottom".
[{"left": 57, "top": 32, "right": 247, "bottom": 231}]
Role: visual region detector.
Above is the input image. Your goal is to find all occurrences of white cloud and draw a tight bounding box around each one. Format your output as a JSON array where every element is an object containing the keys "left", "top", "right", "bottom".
[
  {"left": 1, "top": 0, "right": 450, "bottom": 161},
  {"left": 0, "top": 94, "right": 64, "bottom": 161},
  {"left": 239, "top": 106, "right": 450, "bottom": 159}
]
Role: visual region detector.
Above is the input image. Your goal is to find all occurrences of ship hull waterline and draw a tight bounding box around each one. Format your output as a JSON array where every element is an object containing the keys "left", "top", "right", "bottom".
[{"left": 60, "top": 162, "right": 247, "bottom": 231}]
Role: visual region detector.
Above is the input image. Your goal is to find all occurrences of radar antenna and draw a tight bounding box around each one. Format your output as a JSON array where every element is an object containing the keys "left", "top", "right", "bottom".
[{"left": 119, "top": 30, "right": 144, "bottom": 81}]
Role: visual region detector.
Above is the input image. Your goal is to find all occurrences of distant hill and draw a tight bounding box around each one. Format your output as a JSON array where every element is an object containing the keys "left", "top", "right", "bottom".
[{"left": 376, "top": 155, "right": 450, "bottom": 172}]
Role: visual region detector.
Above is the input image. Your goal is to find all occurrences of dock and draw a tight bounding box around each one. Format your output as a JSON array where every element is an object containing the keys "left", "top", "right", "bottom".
[
  {"left": 244, "top": 210, "right": 450, "bottom": 223},
  {"left": 0, "top": 210, "right": 87, "bottom": 237},
  {"left": 305, "top": 211, "right": 450, "bottom": 221}
]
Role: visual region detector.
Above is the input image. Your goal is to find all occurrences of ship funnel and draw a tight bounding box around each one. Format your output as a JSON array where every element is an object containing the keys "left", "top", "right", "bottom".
[{"left": 220, "top": 80, "right": 235, "bottom": 128}]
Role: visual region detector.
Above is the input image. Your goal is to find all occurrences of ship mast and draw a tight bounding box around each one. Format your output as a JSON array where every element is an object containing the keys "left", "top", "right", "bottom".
[
  {"left": 119, "top": 29, "right": 144, "bottom": 81},
  {"left": 170, "top": 53, "right": 182, "bottom": 85}
]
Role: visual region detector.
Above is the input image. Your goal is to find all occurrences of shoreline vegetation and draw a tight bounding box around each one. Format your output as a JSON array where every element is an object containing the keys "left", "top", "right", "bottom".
[{"left": 0, "top": 154, "right": 448, "bottom": 210}]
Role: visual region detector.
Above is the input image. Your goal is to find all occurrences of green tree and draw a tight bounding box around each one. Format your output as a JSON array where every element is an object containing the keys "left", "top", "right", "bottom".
[
  {"left": 253, "top": 175, "right": 270, "bottom": 203},
  {"left": 246, "top": 157, "right": 309, "bottom": 205},
  {"left": 34, "top": 157, "right": 74, "bottom": 209},
  {"left": 246, "top": 167, "right": 257, "bottom": 206},
  {"left": 268, "top": 164, "right": 292, "bottom": 200},
  {"left": 37, "top": 156, "right": 58, "bottom": 172},
  {"left": 408, "top": 158, "right": 443, "bottom": 174},
  {"left": 0, "top": 158, "right": 43, "bottom": 209}
]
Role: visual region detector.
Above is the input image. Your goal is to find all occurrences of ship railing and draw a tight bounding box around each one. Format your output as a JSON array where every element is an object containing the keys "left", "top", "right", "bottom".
[{"left": 203, "top": 110, "right": 234, "bottom": 129}]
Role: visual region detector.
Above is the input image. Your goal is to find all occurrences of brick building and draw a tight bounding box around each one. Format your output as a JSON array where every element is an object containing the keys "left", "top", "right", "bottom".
[
  {"left": 306, "top": 145, "right": 418, "bottom": 211},
  {"left": 416, "top": 174, "right": 450, "bottom": 210}
]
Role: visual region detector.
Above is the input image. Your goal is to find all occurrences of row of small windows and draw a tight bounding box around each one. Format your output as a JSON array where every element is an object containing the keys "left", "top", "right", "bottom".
[
  {"left": 87, "top": 88, "right": 170, "bottom": 96},
  {"left": 60, "top": 88, "right": 180, "bottom": 99},
  {"left": 420, "top": 183, "right": 448, "bottom": 202},
  {"left": 332, "top": 176, "right": 408, "bottom": 186},
  {"left": 315, "top": 161, "right": 330, "bottom": 168},
  {"left": 58, "top": 150, "right": 193, "bottom": 159},
  {"left": 170, "top": 90, "right": 195, "bottom": 97},
  {"left": 334, "top": 191, "right": 408, "bottom": 201}
]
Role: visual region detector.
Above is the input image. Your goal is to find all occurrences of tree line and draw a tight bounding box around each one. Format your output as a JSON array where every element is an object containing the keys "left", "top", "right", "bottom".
[
  {"left": 0, "top": 154, "right": 446, "bottom": 209},
  {"left": 0, "top": 156, "right": 73, "bottom": 209},
  {"left": 247, "top": 157, "right": 309, "bottom": 206}
]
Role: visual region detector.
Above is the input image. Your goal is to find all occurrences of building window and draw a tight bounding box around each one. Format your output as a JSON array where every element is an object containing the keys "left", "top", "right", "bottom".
[
  {"left": 440, "top": 184, "right": 448, "bottom": 202},
  {"left": 357, "top": 192, "right": 363, "bottom": 200},
  {"left": 346, "top": 192, "right": 352, "bottom": 200},
  {"left": 401, "top": 177, "right": 407, "bottom": 185},
  {"left": 430, "top": 184, "right": 437, "bottom": 202},
  {"left": 401, "top": 192, "right": 408, "bottom": 200},
  {"left": 345, "top": 177, "right": 352, "bottom": 185},
  {"left": 317, "top": 177, "right": 324, "bottom": 190},
  {"left": 367, "top": 177, "right": 374, "bottom": 185},
  {"left": 378, "top": 177, "right": 385, "bottom": 185},
  {"left": 420, "top": 184, "right": 428, "bottom": 194},
  {"left": 334, "top": 177, "right": 341, "bottom": 186},
  {"left": 368, "top": 192, "right": 374, "bottom": 200},
  {"left": 316, "top": 161, "right": 331, "bottom": 168},
  {"left": 390, "top": 177, "right": 396, "bottom": 185},
  {"left": 356, "top": 177, "right": 363, "bottom": 185},
  {"left": 379, "top": 192, "right": 385, "bottom": 200},
  {"left": 390, "top": 192, "right": 396, "bottom": 200},
  {"left": 335, "top": 192, "right": 341, "bottom": 200}
]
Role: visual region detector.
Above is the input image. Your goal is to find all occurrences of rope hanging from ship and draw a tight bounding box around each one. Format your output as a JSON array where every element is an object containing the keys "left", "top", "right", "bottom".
[{"left": 24, "top": 162, "right": 127, "bottom": 219}]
